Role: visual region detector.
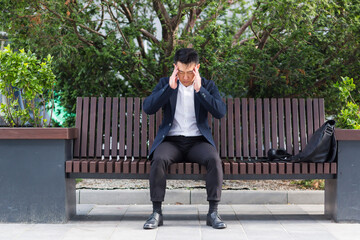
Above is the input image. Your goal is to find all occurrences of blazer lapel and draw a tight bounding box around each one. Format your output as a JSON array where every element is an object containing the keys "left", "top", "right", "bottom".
[{"left": 194, "top": 91, "right": 200, "bottom": 121}]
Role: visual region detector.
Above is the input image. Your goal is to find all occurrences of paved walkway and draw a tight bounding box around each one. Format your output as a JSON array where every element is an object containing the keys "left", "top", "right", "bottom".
[{"left": 1, "top": 204, "right": 360, "bottom": 240}]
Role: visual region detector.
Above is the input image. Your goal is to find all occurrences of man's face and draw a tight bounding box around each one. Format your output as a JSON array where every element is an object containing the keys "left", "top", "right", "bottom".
[{"left": 175, "top": 62, "right": 200, "bottom": 87}]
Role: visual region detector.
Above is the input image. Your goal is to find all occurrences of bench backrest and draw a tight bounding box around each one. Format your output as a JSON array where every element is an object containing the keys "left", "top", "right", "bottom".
[{"left": 73, "top": 97, "right": 325, "bottom": 160}]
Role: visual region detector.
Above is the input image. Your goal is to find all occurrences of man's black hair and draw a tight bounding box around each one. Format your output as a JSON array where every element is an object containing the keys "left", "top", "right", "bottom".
[{"left": 174, "top": 48, "right": 199, "bottom": 64}]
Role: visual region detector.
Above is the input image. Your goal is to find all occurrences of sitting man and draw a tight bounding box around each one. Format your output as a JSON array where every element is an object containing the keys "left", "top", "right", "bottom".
[{"left": 142, "top": 48, "right": 227, "bottom": 229}]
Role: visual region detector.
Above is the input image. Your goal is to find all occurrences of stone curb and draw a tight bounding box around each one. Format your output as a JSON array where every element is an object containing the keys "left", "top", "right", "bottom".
[{"left": 76, "top": 189, "right": 324, "bottom": 205}]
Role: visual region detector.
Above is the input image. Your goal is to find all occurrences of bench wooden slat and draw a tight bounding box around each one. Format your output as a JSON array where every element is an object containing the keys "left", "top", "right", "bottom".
[
  {"left": 256, "top": 99, "right": 263, "bottom": 157},
  {"left": 170, "top": 163, "right": 177, "bottom": 174},
  {"left": 89, "top": 160, "right": 98, "bottom": 173},
  {"left": 146, "top": 160, "right": 151, "bottom": 174},
  {"left": 104, "top": 97, "right": 112, "bottom": 158},
  {"left": 123, "top": 160, "right": 130, "bottom": 174},
  {"left": 133, "top": 98, "right": 140, "bottom": 158},
  {"left": 81, "top": 161, "right": 88, "bottom": 173},
  {"left": 201, "top": 164, "right": 207, "bottom": 174},
  {"left": 234, "top": 98, "right": 241, "bottom": 158},
  {"left": 96, "top": 97, "right": 104, "bottom": 157},
  {"left": 324, "top": 162, "right": 330, "bottom": 174},
  {"left": 309, "top": 163, "right": 316, "bottom": 174},
  {"left": 270, "top": 162, "right": 277, "bottom": 174},
  {"left": 247, "top": 162, "right": 254, "bottom": 174},
  {"left": 317, "top": 163, "right": 323, "bottom": 174},
  {"left": 239, "top": 162, "right": 246, "bottom": 174},
  {"left": 227, "top": 98, "right": 234, "bottom": 158},
  {"left": 193, "top": 163, "right": 200, "bottom": 174},
  {"left": 66, "top": 161, "right": 73, "bottom": 173},
  {"left": 98, "top": 160, "right": 106, "bottom": 173},
  {"left": 271, "top": 98, "right": 278, "bottom": 149},
  {"left": 178, "top": 163, "right": 184, "bottom": 174},
  {"left": 126, "top": 98, "right": 133, "bottom": 157},
  {"left": 230, "top": 161, "right": 238, "bottom": 174},
  {"left": 313, "top": 98, "right": 320, "bottom": 130},
  {"left": 306, "top": 98, "right": 314, "bottom": 139},
  {"left": 278, "top": 163, "right": 285, "bottom": 174},
  {"left": 111, "top": 98, "right": 119, "bottom": 157},
  {"left": 107, "top": 160, "right": 114, "bottom": 173},
  {"left": 242, "top": 98, "right": 249, "bottom": 157},
  {"left": 262, "top": 162, "right": 269, "bottom": 174},
  {"left": 131, "top": 159, "right": 139, "bottom": 174},
  {"left": 115, "top": 160, "right": 122, "bottom": 173},
  {"left": 278, "top": 98, "right": 285, "bottom": 149},
  {"left": 292, "top": 99, "right": 300, "bottom": 155},
  {"left": 81, "top": 97, "right": 90, "bottom": 158},
  {"left": 286, "top": 163, "right": 293, "bottom": 174},
  {"left": 331, "top": 162, "right": 337, "bottom": 174},
  {"left": 319, "top": 98, "right": 325, "bottom": 125},
  {"left": 141, "top": 98, "right": 148, "bottom": 158},
  {"left": 74, "top": 97, "right": 82, "bottom": 158},
  {"left": 220, "top": 98, "right": 227, "bottom": 158},
  {"left": 185, "top": 163, "right": 192, "bottom": 174},
  {"left": 119, "top": 98, "right": 126, "bottom": 157},
  {"left": 139, "top": 159, "right": 146, "bottom": 174},
  {"left": 255, "top": 162, "right": 261, "bottom": 174},
  {"left": 299, "top": 99, "right": 307, "bottom": 150},
  {"left": 88, "top": 97, "right": 97, "bottom": 157},
  {"left": 264, "top": 99, "right": 271, "bottom": 155},
  {"left": 249, "top": 98, "right": 256, "bottom": 157},
  {"left": 301, "top": 163, "right": 308, "bottom": 174},
  {"left": 73, "top": 160, "right": 80, "bottom": 173},
  {"left": 285, "top": 98, "right": 292, "bottom": 154},
  {"left": 149, "top": 114, "right": 155, "bottom": 151},
  {"left": 223, "top": 160, "right": 231, "bottom": 175}
]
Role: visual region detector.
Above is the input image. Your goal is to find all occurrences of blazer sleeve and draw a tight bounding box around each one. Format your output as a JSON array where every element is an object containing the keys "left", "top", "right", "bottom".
[
  {"left": 143, "top": 77, "right": 176, "bottom": 115},
  {"left": 195, "top": 79, "right": 226, "bottom": 119}
]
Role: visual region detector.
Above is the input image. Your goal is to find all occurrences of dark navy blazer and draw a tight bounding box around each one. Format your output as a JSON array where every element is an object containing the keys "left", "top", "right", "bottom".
[{"left": 143, "top": 77, "right": 226, "bottom": 159}]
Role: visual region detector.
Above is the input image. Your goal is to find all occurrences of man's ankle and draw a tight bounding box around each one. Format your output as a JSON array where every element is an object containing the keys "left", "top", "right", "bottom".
[{"left": 152, "top": 201, "right": 162, "bottom": 214}]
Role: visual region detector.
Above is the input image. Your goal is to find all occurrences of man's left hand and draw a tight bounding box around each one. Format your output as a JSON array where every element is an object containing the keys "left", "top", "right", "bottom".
[{"left": 193, "top": 67, "right": 201, "bottom": 92}]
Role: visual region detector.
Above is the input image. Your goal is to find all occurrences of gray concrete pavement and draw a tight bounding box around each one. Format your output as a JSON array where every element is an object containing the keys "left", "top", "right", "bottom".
[{"left": 1, "top": 204, "right": 360, "bottom": 240}]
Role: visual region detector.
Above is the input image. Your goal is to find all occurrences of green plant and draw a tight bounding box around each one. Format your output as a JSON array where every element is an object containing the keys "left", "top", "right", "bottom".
[
  {"left": 0, "top": 45, "right": 56, "bottom": 127},
  {"left": 291, "top": 179, "right": 325, "bottom": 190},
  {"left": 333, "top": 77, "right": 360, "bottom": 129}
]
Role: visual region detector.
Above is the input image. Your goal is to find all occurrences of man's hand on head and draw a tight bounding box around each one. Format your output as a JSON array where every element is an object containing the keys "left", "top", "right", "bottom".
[
  {"left": 193, "top": 66, "right": 201, "bottom": 92},
  {"left": 169, "top": 65, "right": 178, "bottom": 89}
]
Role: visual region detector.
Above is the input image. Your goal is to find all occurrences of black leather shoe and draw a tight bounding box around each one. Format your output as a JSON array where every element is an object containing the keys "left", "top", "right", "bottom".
[
  {"left": 206, "top": 212, "right": 227, "bottom": 229},
  {"left": 143, "top": 212, "right": 163, "bottom": 229}
]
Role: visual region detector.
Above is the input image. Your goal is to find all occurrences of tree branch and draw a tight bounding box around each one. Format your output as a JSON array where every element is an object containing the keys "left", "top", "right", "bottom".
[
  {"left": 96, "top": 1, "right": 104, "bottom": 32},
  {"left": 232, "top": 15, "right": 256, "bottom": 46},
  {"left": 258, "top": 28, "right": 274, "bottom": 50},
  {"left": 140, "top": 28, "right": 160, "bottom": 45},
  {"left": 106, "top": 3, "right": 130, "bottom": 48},
  {"left": 40, "top": 1, "right": 107, "bottom": 39}
]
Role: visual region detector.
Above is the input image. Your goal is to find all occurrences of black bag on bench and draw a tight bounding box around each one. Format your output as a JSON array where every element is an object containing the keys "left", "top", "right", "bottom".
[{"left": 268, "top": 120, "right": 337, "bottom": 163}]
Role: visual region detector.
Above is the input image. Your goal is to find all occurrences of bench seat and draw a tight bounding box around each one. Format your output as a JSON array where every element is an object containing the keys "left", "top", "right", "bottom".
[{"left": 66, "top": 159, "right": 336, "bottom": 180}]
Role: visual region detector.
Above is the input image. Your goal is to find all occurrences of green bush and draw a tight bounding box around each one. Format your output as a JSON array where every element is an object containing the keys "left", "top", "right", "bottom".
[
  {"left": 333, "top": 77, "right": 360, "bottom": 129},
  {"left": 0, "top": 45, "right": 56, "bottom": 127}
]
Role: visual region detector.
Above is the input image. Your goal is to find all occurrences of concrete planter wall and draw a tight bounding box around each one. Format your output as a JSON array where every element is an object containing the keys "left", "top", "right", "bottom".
[{"left": 0, "top": 128, "right": 77, "bottom": 223}]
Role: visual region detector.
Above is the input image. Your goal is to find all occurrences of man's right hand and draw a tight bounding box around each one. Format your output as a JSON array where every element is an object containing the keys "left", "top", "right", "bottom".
[{"left": 169, "top": 64, "right": 178, "bottom": 89}]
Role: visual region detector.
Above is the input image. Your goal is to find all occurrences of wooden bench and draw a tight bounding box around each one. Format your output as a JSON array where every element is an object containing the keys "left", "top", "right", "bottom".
[{"left": 65, "top": 97, "right": 360, "bottom": 222}]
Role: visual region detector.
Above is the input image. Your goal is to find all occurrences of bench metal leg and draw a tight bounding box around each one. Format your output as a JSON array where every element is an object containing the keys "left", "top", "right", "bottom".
[
  {"left": 0, "top": 139, "right": 76, "bottom": 223},
  {"left": 325, "top": 140, "right": 360, "bottom": 222}
]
